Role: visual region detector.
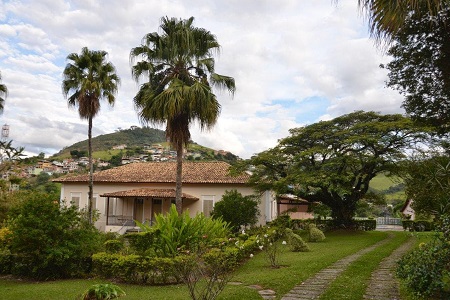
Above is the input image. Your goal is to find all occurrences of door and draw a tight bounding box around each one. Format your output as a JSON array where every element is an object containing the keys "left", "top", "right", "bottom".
[{"left": 151, "top": 199, "right": 163, "bottom": 224}]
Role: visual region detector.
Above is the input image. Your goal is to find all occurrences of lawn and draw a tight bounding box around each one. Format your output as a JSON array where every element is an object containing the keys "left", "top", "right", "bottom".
[{"left": 0, "top": 230, "right": 422, "bottom": 300}]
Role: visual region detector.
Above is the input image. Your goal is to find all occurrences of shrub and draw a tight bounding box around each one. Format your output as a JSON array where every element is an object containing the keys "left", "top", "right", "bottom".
[
  {"left": 6, "top": 192, "right": 103, "bottom": 280},
  {"left": 104, "top": 240, "right": 124, "bottom": 254},
  {"left": 308, "top": 224, "right": 326, "bottom": 242},
  {"left": 81, "top": 283, "right": 125, "bottom": 300},
  {"left": 356, "top": 219, "right": 376, "bottom": 231},
  {"left": 285, "top": 228, "right": 309, "bottom": 252},
  {"left": 397, "top": 215, "right": 450, "bottom": 298},
  {"left": 211, "top": 190, "right": 260, "bottom": 232}
]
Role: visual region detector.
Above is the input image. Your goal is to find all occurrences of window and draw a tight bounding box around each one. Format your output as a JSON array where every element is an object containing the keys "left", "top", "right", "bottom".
[
  {"left": 202, "top": 195, "right": 215, "bottom": 217},
  {"left": 70, "top": 192, "right": 81, "bottom": 208}
]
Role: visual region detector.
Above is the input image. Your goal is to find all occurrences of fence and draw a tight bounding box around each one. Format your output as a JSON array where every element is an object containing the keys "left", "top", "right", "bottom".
[{"left": 376, "top": 217, "right": 402, "bottom": 226}]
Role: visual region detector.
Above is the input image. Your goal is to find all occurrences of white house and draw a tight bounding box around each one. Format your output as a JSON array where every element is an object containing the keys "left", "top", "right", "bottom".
[{"left": 55, "top": 161, "right": 277, "bottom": 233}]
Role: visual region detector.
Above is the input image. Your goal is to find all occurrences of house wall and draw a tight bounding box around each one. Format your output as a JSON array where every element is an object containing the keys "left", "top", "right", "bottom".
[{"left": 59, "top": 182, "right": 276, "bottom": 232}]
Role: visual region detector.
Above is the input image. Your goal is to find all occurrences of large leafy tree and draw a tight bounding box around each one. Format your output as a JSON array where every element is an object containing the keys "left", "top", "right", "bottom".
[
  {"left": 382, "top": 4, "right": 450, "bottom": 133},
  {"left": 62, "top": 47, "right": 120, "bottom": 224},
  {"left": 235, "top": 111, "right": 428, "bottom": 227},
  {"left": 130, "top": 17, "right": 235, "bottom": 214},
  {"left": 401, "top": 153, "right": 450, "bottom": 218},
  {"left": 0, "top": 71, "right": 7, "bottom": 113},
  {"left": 356, "top": 0, "right": 448, "bottom": 41}
]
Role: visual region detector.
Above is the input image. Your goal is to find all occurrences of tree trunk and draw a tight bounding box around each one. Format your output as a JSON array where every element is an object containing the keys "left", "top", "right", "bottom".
[
  {"left": 88, "top": 116, "right": 94, "bottom": 224},
  {"left": 330, "top": 199, "right": 357, "bottom": 228},
  {"left": 175, "top": 140, "right": 183, "bottom": 214}
]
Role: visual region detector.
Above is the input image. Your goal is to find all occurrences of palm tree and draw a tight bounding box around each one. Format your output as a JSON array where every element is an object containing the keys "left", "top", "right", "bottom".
[
  {"left": 0, "top": 71, "right": 7, "bottom": 114},
  {"left": 356, "top": 0, "right": 447, "bottom": 41},
  {"left": 130, "top": 16, "right": 235, "bottom": 214},
  {"left": 62, "top": 47, "right": 120, "bottom": 224}
]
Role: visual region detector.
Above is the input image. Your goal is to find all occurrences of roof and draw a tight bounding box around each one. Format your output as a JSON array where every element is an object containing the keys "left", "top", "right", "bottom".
[
  {"left": 277, "top": 194, "right": 309, "bottom": 204},
  {"left": 54, "top": 161, "right": 249, "bottom": 184},
  {"left": 100, "top": 188, "right": 198, "bottom": 200}
]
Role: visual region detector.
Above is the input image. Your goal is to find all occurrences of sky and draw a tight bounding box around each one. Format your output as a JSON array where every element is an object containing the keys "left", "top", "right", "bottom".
[{"left": 0, "top": 0, "right": 405, "bottom": 159}]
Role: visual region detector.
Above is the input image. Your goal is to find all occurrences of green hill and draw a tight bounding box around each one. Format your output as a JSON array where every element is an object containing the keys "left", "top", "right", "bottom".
[
  {"left": 51, "top": 126, "right": 166, "bottom": 159},
  {"left": 49, "top": 126, "right": 239, "bottom": 164},
  {"left": 369, "top": 173, "right": 405, "bottom": 202}
]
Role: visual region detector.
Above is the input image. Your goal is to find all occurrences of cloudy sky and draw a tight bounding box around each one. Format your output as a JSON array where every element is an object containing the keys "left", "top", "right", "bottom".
[{"left": 0, "top": 0, "right": 404, "bottom": 159}]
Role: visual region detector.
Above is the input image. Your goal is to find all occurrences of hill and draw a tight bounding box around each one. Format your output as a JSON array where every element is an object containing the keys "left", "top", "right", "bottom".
[
  {"left": 50, "top": 126, "right": 239, "bottom": 164},
  {"left": 51, "top": 126, "right": 166, "bottom": 158}
]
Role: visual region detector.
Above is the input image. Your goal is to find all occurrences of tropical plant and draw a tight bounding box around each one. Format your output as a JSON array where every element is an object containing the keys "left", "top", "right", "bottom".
[
  {"left": 62, "top": 47, "right": 120, "bottom": 223},
  {"left": 211, "top": 190, "right": 260, "bottom": 232},
  {"left": 139, "top": 205, "right": 230, "bottom": 257},
  {"left": 130, "top": 16, "right": 235, "bottom": 214},
  {"left": 81, "top": 283, "right": 125, "bottom": 300},
  {"left": 0, "top": 71, "right": 7, "bottom": 113},
  {"left": 356, "top": 0, "right": 448, "bottom": 42}
]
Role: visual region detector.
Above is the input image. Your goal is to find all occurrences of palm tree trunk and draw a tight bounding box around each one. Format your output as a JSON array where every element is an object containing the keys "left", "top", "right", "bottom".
[
  {"left": 175, "top": 140, "right": 183, "bottom": 214},
  {"left": 88, "top": 116, "right": 94, "bottom": 224}
]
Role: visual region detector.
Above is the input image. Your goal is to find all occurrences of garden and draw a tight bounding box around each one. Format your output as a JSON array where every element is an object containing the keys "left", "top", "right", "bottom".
[{"left": 1, "top": 190, "right": 448, "bottom": 299}]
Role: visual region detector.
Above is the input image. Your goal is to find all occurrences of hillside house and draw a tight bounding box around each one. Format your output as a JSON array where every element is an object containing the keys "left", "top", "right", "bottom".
[{"left": 55, "top": 161, "right": 277, "bottom": 233}]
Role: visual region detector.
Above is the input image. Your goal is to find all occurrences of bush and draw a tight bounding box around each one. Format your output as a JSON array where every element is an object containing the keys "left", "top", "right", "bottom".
[
  {"left": 356, "top": 219, "right": 376, "bottom": 231},
  {"left": 211, "top": 190, "right": 260, "bottom": 232},
  {"left": 104, "top": 240, "right": 124, "bottom": 254},
  {"left": 92, "top": 252, "right": 182, "bottom": 284},
  {"left": 285, "top": 228, "right": 309, "bottom": 252},
  {"left": 308, "top": 224, "right": 326, "bottom": 242},
  {"left": 402, "top": 219, "right": 434, "bottom": 231},
  {"left": 6, "top": 192, "right": 103, "bottom": 280},
  {"left": 397, "top": 215, "right": 450, "bottom": 298},
  {"left": 81, "top": 283, "right": 125, "bottom": 300}
]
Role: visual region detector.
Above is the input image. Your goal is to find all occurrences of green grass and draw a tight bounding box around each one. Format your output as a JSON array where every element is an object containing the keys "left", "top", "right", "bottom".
[
  {"left": 0, "top": 230, "right": 418, "bottom": 300},
  {"left": 320, "top": 231, "right": 410, "bottom": 300}
]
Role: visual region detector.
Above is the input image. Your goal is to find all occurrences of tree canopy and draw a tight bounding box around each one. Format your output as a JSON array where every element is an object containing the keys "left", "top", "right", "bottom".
[
  {"left": 401, "top": 153, "right": 450, "bottom": 218},
  {"left": 383, "top": 4, "right": 450, "bottom": 133},
  {"left": 62, "top": 47, "right": 120, "bottom": 223},
  {"left": 130, "top": 16, "right": 235, "bottom": 213},
  {"left": 211, "top": 190, "right": 260, "bottom": 232},
  {"left": 235, "top": 111, "right": 428, "bottom": 226},
  {"left": 356, "top": 0, "right": 449, "bottom": 42}
]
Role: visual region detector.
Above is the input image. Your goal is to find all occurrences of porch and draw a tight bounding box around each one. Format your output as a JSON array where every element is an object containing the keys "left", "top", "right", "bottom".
[{"left": 101, "top": 188, "right": 199, "bottom": 227}]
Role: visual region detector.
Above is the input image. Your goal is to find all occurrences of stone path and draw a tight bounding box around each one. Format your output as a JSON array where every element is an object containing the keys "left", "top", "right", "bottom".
[
  {"left": 280, "top": 233, "right": 396, "bottom": 300},
  {"left": 363, "top": 237, "right": 415, "bottom": 300}
]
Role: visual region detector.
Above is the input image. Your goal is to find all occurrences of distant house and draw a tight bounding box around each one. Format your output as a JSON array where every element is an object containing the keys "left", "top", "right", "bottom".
[
  {"left": 112, "top": 144, "right": 127, "bottom": 150},
  {"left": 54, "top": 161, "right": 277, "bottom": 233},
  {"left": 277, "top": 194, "right": 314, "bottom": 220},
  {"left": 401, "top": 199, "right": 415, "bottom": 220}
]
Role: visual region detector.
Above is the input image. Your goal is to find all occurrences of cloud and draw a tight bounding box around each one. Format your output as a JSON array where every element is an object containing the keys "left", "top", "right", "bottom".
[{"left": 0, "top": 0, "right": 405, "bottom": 159}]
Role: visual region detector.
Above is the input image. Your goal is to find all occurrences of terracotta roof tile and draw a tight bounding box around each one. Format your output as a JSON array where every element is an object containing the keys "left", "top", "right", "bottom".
[
  {"left": 100, "top": 188, "right": 198, "bottom": 200},
  {"left": 54, "top": 161, "right": 249, "bottom": 184}
]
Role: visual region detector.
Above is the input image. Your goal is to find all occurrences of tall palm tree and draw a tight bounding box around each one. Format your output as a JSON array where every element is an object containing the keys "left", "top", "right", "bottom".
[
  {"left": 356, "top": 0, "right": 447, "bottom": 42},
  {"left": 0, "top": 71, "right": 7, "bottom": 114},
  {"left": 130, "top": 16, "right": 235, "bottom": 214},
  {"left": 62, "top": 47, "right": 120, "bottom": 224}
]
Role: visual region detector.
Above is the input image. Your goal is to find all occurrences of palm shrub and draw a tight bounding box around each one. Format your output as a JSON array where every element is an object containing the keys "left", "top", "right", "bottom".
[
  {"left": 285, "top": 228, "right": 310, "bottom": 252},
  {"left": 81, "top": 283, "right": 125, "bottom": 300},
  {"left": 152, "top": 205, "right": 230, "bottom": 257},
  {"left": 308, "top": 223, "right": 326, "bottom": 242}
]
